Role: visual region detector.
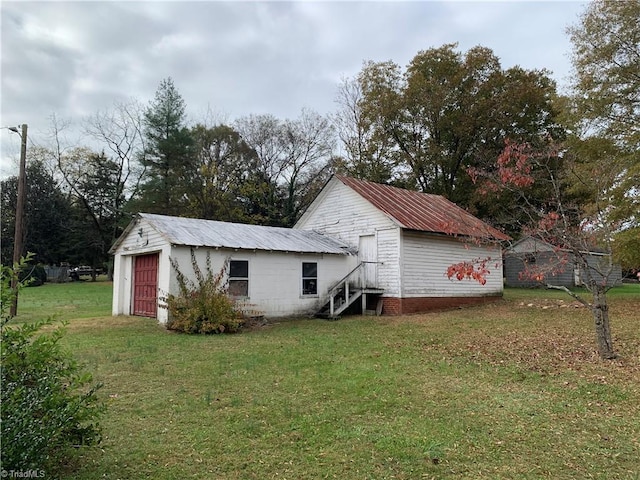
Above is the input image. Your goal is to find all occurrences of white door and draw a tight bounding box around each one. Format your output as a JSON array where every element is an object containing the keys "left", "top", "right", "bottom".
[{"left": 358, "top": 234, "right": 377, "bottom": 288}]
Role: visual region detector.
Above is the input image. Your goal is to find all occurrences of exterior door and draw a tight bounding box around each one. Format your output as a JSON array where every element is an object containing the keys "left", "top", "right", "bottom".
[
  {"left": 133, "top": 253, "right": 159, "bottom": 317},
  {"left": 358, "top": 234, "right": 377, "bottom": 288}
]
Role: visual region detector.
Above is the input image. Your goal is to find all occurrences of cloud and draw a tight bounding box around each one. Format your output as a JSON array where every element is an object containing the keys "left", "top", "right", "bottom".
[{"left": 1, "top": 0, "right": 587, "bottom": 174}]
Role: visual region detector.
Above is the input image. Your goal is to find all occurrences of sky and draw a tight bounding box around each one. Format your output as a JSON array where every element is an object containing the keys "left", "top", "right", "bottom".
[{"left": 0, "top": 0, "right": 588, "bottom": 176}]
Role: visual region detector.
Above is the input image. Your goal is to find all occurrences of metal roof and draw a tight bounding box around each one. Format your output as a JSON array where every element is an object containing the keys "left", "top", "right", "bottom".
[
  {"left": 130, "top": 213, "right": 352, "bottom": 255},
  {"left": 336, "top": 175, "right": 510, "bottom": 241}
]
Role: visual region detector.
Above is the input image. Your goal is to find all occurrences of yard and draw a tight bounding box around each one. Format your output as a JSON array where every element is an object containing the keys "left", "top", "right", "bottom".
[{"left": 12, "top": 282, "right": 640, "bottom": 479}]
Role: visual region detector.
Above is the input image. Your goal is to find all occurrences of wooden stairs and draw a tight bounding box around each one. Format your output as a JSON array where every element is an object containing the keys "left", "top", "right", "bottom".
[{"left": 316, "top": 262, "right": 384, "bottom": 320}]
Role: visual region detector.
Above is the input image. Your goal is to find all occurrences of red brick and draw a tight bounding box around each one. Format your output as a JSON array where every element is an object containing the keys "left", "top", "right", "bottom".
[{"left": 381, "top": 296, "right": 501, "bottom": 315}]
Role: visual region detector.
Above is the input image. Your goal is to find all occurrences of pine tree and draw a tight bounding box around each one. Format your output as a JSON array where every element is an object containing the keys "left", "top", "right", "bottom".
[{"left": 138, "top": 78, "right": 194, "bottom": 215}]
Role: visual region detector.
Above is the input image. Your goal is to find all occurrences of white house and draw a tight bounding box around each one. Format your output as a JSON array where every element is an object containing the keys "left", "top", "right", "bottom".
[{"left": 110, "top": 175, "right": 509, "bottom": 322}]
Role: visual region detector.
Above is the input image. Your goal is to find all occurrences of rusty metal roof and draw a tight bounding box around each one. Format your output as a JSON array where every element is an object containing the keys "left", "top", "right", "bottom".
[
  {"left": 130, "top": 213, "right": 352, "bottom": 255},
  {"left": 336, "top": 175, "right": 510, "bottom": 241}
]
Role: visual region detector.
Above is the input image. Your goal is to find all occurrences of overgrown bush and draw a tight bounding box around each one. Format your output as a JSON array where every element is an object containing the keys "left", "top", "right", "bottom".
[
  {"left": 164, "top": 250, "right": 242, "bottom": 334},
  {"left": 0, "top": 259, "right": 104, "bottom": 471}
]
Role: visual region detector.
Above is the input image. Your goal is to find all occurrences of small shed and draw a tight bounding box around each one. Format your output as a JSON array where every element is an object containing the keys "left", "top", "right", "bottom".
[
  {"left": 295, "top": 175, "right": 510, "bottom": 315},
  {"left": 110, "top": 213, "right": 355, "bottom": 323},
  {"left": 504, "top": 236, "right": 623, "bottom": 288}
]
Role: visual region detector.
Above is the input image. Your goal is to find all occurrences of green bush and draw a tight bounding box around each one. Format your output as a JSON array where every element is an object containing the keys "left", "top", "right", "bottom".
[
  {"left": 164, "top": 250, "right": 243, "bottom": 334},
  {"left": 0, "top": 260, "right": 104, "bottom": 471},
  {"left": 18, "top": 263, "right": 47, "bottom": 286}
]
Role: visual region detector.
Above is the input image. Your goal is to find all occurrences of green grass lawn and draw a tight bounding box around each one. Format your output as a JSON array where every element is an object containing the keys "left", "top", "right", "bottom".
[{"left": 10, "top": 282, "right": 640, "bottom": 479}]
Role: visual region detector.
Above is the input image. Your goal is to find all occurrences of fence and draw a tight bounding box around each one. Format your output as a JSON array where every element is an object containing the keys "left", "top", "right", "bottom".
[{"left": 44, "top": 266, "right": 69, "bottom": 283}]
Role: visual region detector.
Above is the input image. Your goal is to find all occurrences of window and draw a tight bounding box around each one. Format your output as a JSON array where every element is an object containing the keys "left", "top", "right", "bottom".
[
  {"left": 229, "top": 260, "right": 249, "bottom": 297},
  {"left": 302, "top": 262, "right": 317, "bottom": 295}
]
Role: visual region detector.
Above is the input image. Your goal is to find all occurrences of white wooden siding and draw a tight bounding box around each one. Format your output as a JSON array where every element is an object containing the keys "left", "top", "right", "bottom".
[
  {"left": 295, "top": 179, "right": 401, "bottom": 295},
  {"left": 377, "top": 228, "right": 401, "bottom": 296},
  {"left": 166, "top": 247, "right": 352, "bottom": 319},
  {"left": 116, "top": 218, "right": 167, "bottom": 254},
  {"left": 295, "top": 179, "right": 397, "bottom": 246},
  {"left": 402, "top": 232, "right": 503, "bottom": 297},
  {"left": 112, "top": 218, "right": 173, "bottom": 320}
]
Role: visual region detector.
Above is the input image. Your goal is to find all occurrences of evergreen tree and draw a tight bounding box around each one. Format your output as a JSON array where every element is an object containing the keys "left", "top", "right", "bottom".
[
  {"left": 138, "top": 78, "right": 195, "bottom": 215},
  {"left": 1, "top": 160, "right": 73, "bottom": 266}
]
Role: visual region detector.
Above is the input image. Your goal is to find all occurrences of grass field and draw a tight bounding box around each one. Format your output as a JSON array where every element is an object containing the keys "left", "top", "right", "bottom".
[{"left": 11, "top": 282, "right": 640, "bottom": 479}]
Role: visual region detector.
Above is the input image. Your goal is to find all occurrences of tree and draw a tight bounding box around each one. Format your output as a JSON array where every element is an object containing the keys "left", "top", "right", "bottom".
[
  {"left": 568, "top": 0, "right": 640, "bottom": 146},
  {"left": 57, "top": 149, "right": 126, "bottom": 276},
  {"left": 84, "top": 99, "right": 147, "bottom": 222},
  {"left": 1, "top": 159, "right": 73, "bottom": 266},
  {"left": 137, "top": 78, "right": 195, "bottom": 215},
  {"left": 341, "top": 44, "right": 564, "bottom": 225},
  {"left": 235, "top": 109, "right": 336, "bottom": 226},
  {"left": 333, "top": 75, "right": 397, "bottom": 183},
  {"left": 567, "top": 0, "right": 640, "bottom": 271},
  {"left": 279, "top": 109, "right": 336, "bottom": 225},
  {"left": 468, "top": 138, "right": 619, "bottom": 360},
  {"left": 40, "top": 113, "right": 141, "bottom": 276},
  {"left": 188, "top": 123, "right": 259, "bottom": 222}
]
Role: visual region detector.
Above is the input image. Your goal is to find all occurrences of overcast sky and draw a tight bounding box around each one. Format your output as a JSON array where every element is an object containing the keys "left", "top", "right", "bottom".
[{"left": 1, "top": 0, "right": 588, "bottom": 176}]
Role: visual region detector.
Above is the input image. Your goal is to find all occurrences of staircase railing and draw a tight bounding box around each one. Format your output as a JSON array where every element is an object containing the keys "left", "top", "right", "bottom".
[
  {"left": 328, "top": 263, "right": 364, "bottom": 297},
  {"left": 324, "top": 262, "right": 379, "bottom": 317}
]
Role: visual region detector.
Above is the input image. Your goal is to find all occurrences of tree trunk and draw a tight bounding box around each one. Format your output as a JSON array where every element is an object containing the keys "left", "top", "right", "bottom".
[{"left": 591, "top": 285, "right": 616, "bottom": 360}]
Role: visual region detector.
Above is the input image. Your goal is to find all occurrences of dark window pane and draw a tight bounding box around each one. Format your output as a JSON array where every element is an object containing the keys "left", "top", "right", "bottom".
[
  {"left": 230, "top": 260, "right": 248, "bottom": 278},
  {"left": 302, "top": 262, "right": 317, "bottom": 278},
  {"left": 303, "top": 279, "right": 317, "bottom": 295},
  {"left": 229, "top": 280, "right": 248, "bottom": 297}
]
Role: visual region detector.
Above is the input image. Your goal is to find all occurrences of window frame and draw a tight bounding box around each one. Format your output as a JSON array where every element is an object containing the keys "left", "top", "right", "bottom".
[
  {"left": 301, "top": 261, "right": 318, "bottom": 297},
  {"left": 228, "top": 259, "right": 249, "bottom": 298}
]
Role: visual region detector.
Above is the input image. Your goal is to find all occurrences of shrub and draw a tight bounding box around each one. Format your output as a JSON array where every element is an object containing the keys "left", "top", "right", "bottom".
[
  {"left": 0, "top": 260, "right": 104, "bottom": 471},
  {"left": 18, "top": 263, "right": 47, "bottom": 286},
  {"left": 164, "top": 250, "right": 243, "bottom": 334}
]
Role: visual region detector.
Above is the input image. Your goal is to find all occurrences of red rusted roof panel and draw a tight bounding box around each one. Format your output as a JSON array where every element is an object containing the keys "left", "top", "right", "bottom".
[{"left": 336, "top": 175, "right": 509, "bottom": 241}]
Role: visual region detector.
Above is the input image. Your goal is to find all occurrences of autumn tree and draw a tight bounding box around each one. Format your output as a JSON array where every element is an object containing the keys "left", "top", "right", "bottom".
[
  {"left": 338, "top": 44, "right": 564, "bottom": 227},
  {"left": 49, "top": 110, "right": 131, "bottom": 276},
  {"left": 469, "top": 138, "right": 619, "bottom": 359},
  {"left": 333, "top": 75, "right": 397, "bottom": 183},
  {"left": 84, "top": 99, "right": 147, "bottom": 225},
  {"left": 567, "top": 0, "right": 640, "bottom": 271},
  {"left": 137, "top": 78, "right": 194, "bottom": 215}
]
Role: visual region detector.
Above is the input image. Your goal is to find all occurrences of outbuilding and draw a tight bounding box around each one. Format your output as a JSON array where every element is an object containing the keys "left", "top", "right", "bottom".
[
  {"left": 295, "top": 175, "right": 509, "bottom": 315},
  {"left": 111, "top": 175, "right": 510, "bottom": 322},
  {"left": 110, "top": 214, "right": 355, "bottom": 323},
  {"left": 503, "top": 236, "right": 623, "bottom": 288}
]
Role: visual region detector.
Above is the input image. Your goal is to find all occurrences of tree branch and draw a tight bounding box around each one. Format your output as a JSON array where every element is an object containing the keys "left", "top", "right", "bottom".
[{"left": 545, "top": 283, "right": 590, "bottom": 307}]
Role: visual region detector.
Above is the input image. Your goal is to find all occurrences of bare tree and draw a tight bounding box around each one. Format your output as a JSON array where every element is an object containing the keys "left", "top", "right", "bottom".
[
  {"left": 235, "top": 109, "right": 336, "bottom": 226},
  {"left": 333, "top": 75, "right": 397, "bottom": 183},
  {"left": 83, "top": 99, "right": 147, "bottom": 209}
]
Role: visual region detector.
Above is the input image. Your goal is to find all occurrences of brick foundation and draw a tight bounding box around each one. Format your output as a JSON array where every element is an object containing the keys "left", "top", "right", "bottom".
[{"left": 381, "top": 295, "right": 502, "bottom": 315}]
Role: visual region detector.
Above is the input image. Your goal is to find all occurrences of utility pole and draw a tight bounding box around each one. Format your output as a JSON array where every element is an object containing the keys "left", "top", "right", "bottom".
[{"left": 10, "top": 124, "right": 27, "bottom": 317}]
